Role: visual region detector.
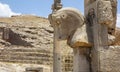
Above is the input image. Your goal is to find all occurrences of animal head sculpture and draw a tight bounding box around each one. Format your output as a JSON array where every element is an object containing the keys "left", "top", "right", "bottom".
[{"left": 49, "top": 7, "right": 91, "bottom": 48}]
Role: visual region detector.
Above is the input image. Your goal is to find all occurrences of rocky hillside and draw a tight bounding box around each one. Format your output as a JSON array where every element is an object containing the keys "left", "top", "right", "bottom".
[
  {"left": 0, "top": 15, "right": 73, "bottom": 72},
  {"left": 0, "top": 15, "right": 53, "bottom": 49},
  {"left": 0, "top": 15, "right": 54, "bottom": 68}
]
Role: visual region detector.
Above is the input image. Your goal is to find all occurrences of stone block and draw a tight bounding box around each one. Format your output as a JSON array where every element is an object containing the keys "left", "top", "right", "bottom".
[
  {"left": 67, "top": 24, "right": 92, "bottom": 48},
  {"left": 25, "top": 67, "right": 50, "bottom": 72},
  {"left": 2, "top": 28, "right": 10, "bottom": 40},
  {"left": 97, "top": 0, "right": 113, "bottom": 25},
  {"left": 99, "top": 46, "right": 120, "bottom": 72},
  {"left": 25, "top": 67, "right": 43, "bottom": 72}
]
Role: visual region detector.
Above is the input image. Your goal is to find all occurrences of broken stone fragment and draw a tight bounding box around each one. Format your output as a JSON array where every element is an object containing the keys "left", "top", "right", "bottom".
[
  {"left": 108, "top": 0, "right": 117, "bottom": 35},
  {"left": 49, "top": 7, "right": 85, "bottom": 40},
  {"left": 108, "top": 34, "right": 116, "bottom": 45},
  {"left": 67, "top": 25, "right": 92, "bottom": 48},
  {"left": 49, "top": 7, "right": 92, "bottom": 48},
  {"left": 97, "top": 0, "right": 113, "bottom": 26}
]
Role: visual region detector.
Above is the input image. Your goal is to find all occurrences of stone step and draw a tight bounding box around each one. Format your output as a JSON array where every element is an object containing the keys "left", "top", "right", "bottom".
[
  {"left": 0, "top": 54, "right": 53, "bottom": 65},
  {"left": 0, "top": 48, "right": 51, "bottom": 53},
  {"left": 0, "top": 59, "right": 52, "bottom": 65},
  {"left": 0, "top": 52, "right": 52, "bottom": 57},
  {"left": 0, "top": 47, "right": 53, "bottom": 65},
  {"left": 0, "top": 55, "right": 52, "bottom": 61}
]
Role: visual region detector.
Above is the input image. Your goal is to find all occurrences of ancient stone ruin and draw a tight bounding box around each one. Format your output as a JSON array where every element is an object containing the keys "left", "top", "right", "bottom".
[
  {"left": 0, "top": 13, "right": 120, "bottom": 72},
  {"left": 0, "top": 0, "right": 119, "bottom": 72},
  {"left": 0, "top": 15, "right": 74, "bottom": 72},
  {"left": 49, "top": 0, "right": 120, "bottom": 72}
]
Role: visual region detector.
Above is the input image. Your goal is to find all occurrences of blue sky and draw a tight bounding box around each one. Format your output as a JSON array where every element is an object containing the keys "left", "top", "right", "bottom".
[
  {"left": 0, "top": 0, "right": 120, "bottom": 27},
  {"left": 0, "top": 0, "right": 119, "bottom": 17},
  {"left": 0, "top": 0, "right": 84, "bottom": 17}
]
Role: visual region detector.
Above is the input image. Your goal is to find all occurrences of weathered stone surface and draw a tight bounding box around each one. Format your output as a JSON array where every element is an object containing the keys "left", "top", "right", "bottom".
[
  {"left": 49, "top": 7, "right": 92, "bottom": 72},
  {"left": 0, "top": 62, "right": 50, "bottom": 72},
  {"left": 108, "top": 34, "right": 116, "bottom": 45},
  {"left": 85, "top": 1, "right": 118, "bottom": 72},
  {"left": 73, "top": 48, "right": 90, "bottom": 72},
  {"left": 114, "top": 28, "right": 120, "bottom": 45},
  {"left": 0, "top": 15, "right": 73, "bottom": 72},
  {"left": 108, "top": 0, "right": 117, "bottom": 35},
  {"left": 25, "top": 67, "right": 43, "bottom": 72},
  {"left": 68, "top": 24, "right": 91, "bottom": 48},
  {"left": 49, "top": 7, "right": 85, "bottom": 40},
  {"left": 49, "top": 7, "right": 91, "bottom": 47},
  {"left": 100, "top": 46, "right": 120, "bottom": 72},
  {"left": 97, "top": 0, "right": 113, "bottom": 25},
  {"left": 0, "top": 15, "right": 53, "bottom": 50}
]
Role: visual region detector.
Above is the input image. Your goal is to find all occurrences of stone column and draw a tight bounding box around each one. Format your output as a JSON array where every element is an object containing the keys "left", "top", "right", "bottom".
[
  {"left": 84, "top": 0, "right": 114, "bottom": 72},
  {"left": 53, "top": 26, "right": 61, "bottom": 72},
  {"left": 73, "top": 48, "right": 90, "bottom": 72}
]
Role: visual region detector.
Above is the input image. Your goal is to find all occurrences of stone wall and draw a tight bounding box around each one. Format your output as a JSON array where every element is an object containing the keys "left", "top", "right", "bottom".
[
  {"left": 100, "top": 46, "right": 120, "bottom": 72},
  {"left": 0, "top": 62, "right": 51, "bottom": 72}
]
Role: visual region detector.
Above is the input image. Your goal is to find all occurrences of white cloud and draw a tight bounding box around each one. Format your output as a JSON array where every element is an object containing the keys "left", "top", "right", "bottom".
[
  {"left": 117, "top": 14, "right": 120, "bottom": 27},
  {"left": 0, "top": 2, "right": 21, "bottom": 17}
]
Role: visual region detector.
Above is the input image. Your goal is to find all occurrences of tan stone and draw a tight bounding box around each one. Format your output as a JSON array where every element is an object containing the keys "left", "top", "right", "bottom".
[
  {"left": 100, "top": 46, "right": 120, "bottom": 72},
  {"left": 49, "top": 7, "right": 91, "bottom": 47},
  {"left": 49, "top": 8, "right": 85, "bottom": 40},
  {"left": 67, "top": 24, "right": 92, "bottom": 48},
  {"left": 97, "top": 0, "right": 113, "bottom": 25},
  {"left": 108, "top": 0, "right": 117, "bottom": 35},
  {"left": 108, "top": 34, "right": 116, "bottom": 45}
]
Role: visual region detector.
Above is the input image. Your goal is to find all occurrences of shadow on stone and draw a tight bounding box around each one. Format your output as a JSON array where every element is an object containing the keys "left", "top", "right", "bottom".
[{"left": 3, "top": 28, "right": 33, "bottom": 47}]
